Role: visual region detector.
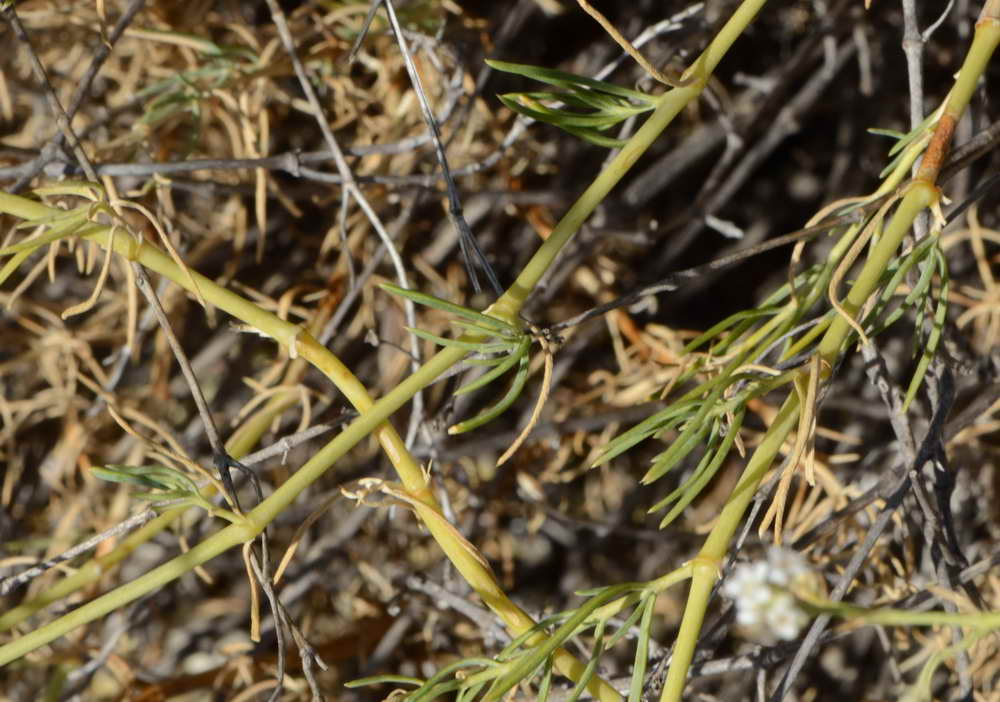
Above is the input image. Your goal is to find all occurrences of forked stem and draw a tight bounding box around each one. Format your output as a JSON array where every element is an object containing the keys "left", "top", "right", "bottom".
[
  {"left": 658, "top": 5, "right": 1000, "bottom": 698},
  {"left": 0, "top": 1, "right": 774, "bottom": 695}
]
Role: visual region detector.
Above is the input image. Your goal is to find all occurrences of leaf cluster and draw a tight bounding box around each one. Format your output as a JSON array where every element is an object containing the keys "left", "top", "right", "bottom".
[
  {"left": 349, "top": 582, "right": 657, "bottom": 702},
  {"left": 486, "top": 60, "right": 657, "bottom": 147},
  {"left": 381, "top": 282, "right": 535, "bottom": 434},
  {"left": 594, "top": 197, "right": 948, "bottom": 527}
]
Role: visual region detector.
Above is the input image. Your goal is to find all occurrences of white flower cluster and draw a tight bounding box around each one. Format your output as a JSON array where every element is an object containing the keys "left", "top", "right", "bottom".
[{"left": 721, "top": 546, "right": 813, "bottom": 645}]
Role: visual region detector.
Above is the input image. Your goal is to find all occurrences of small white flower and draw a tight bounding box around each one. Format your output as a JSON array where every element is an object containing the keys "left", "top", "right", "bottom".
[
  {"left": 723, "top": 547, "right": 814, "bottom": 644},
  {"left": 735, "top": 600, "right": 766, "bottom": 628},
  {"left": 764, "top": 592, "right": 810, "bottom": 641},
  {"left": 721, "top": 561, "right": 771, "bottom": 608},
  {"left": 765, "top": 545, "right": 809, "bottom": 587}
]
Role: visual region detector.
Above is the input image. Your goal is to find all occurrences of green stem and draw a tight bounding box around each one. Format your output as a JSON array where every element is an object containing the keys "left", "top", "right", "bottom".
[
  {"left": 0, "top": 0, "right": 772, "bottom": 679},
  {"left": 804, "top": 600, "right": 1000, "bottom": 629},
  {"left": 816, "top": 183, "right": 936, "bottom": 363},
  {"left": 658, "top": 9, "right": 1000, "bottom": 695},
  {"left": 659, "top": 394, "right": 801, "bottom": 702},
  {"left": 658, "top": 185, "right": 938, "bottom": 702},
  {"left": 489, "top": 0, "right": 770, "bottom": 322}
]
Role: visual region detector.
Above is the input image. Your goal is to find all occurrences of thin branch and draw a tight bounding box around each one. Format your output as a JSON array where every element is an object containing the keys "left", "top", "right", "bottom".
[
  {"left": 62, "top": 611, "right": 130, "bottom": 693},
  {"left": 406, "top": 575, "right": 511, "bottom": 643},
  {"left": 545, "top": 207, "right": 868, "bottom": 333},
  {"left": 263, "top": 0, "right": 427, "bottom": 448},
  {"left": 0, "top": 510, "right": 157, "bottom": 595},
  {"left": 8, "top": 0, "right": 147, "bottom": 192},
  {"left": 378, "top": 0, "right": 503, "bottom": 296},
  {"left": 900, "top": 0, "right": 926, "bottom": 130},
  {"left": 576, "top": 0, "right": 694, "bottom": 87},
  {"left": 2, "top": 4, "right": 100, "bottom": 184},
  {"left": 318, "top": 197, "right": 419, "bottom": 345},
  {"left": 3, "top": 0, "right": 258, "bottom": 518},
  {"left": 668, "top": 39, "right": 856, "bottom": 266},
  {"left": 247, "top": 550, "right": 329, "bottom": 702},
  {"left": 240, "top": 422, "right": 344, "bottom": 467}
]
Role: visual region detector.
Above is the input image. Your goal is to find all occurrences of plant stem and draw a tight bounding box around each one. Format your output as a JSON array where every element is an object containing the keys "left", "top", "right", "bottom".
[
  {"left": 659, "top": 395, "right": 801, "bottom": 702},
  {"left": 816, "top": 183, "right": 937, "bottom": 363},
  {"left": 0, "top": 0, "right": 773, "bottom": 682},
  {"left": 658, "top": 6, "right": 1000, "bottom": 696},
  {"left": 490, "top": 0, "right": 771, "bottom": 323},
  {"left": 0, "top": 202, "right": 617, "bottom": 698},
  {"left": 803, "top": 599, "right": 1000, "bottom": 628}
]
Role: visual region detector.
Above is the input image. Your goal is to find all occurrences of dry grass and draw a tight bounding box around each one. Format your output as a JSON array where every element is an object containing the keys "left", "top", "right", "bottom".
[{"left": 1, "top": 1, "right": 1000, "bottom": 700}]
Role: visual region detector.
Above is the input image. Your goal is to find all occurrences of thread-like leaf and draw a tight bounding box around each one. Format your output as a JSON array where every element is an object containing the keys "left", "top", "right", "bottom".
[
  {"left": 642, "top": 421, "right": 713, "bottom": 486},
  {"left": 91, "top": 464, "right": 202, "bottom": 505},
  {"left": 408, "top": 327, "right": 518, "bottom": 354},
  {"left": 536, "top": 660, "right": 555, "bottom": 702},
  {"left": 653, "top": 410, "right": 746, "bottom": 526},
  {"left": 449, "top": 353, "right": 530, "bottom": 434},
  {"left": 381, "top": 282, "right": 516, "bottom": 335},
  {"left": 486, "top": 59, "right": 655, "bottom": 148},
  {"left": 563, "top": 619, "right": 606, "bottom": 702},
  {"left": 627, "top": 595, "right": 656, "bottom": 702},
  {"left": 408, "top": 659, "right": 498, "bottom": 702},
  {"left": 903, "top": 248, "right": 948, "bottom": 410},
  {"left": 481, "top": 584, "right": 634, "bottom": 702},
  {"left": 593, "top": 400, "right": 698, "bottom": 466},
  {"left": 603, "top": 597, "right": 648, "bottom": 650},
  {"left": 486, "top": 60, "right": 655, "bottom": 103},
  {"left": 456, "top": 337, "right": 531, "bottom": 395},
  {"left": 344, "top": 675, "right": 422, "bottom": 689}
]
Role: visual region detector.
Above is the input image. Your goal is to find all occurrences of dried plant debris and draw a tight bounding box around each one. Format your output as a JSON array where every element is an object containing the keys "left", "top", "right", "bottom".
[{"left": 1, "top": 1, "right": 1000, "bottom": 701}]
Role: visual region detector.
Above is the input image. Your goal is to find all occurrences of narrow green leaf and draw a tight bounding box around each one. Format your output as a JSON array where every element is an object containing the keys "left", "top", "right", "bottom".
[
  {"left": 887, "top": 111, "right": 938, "bottom": 156},
  {"left": 381, "top": 282, "right": 515, "bottom": 334},
  {"left": 862, "top": 235, "right": 937, "bottom": 338},
  {"left": 0, "top": 250, "right": 34, "bottom": 289},
  {"left": 684, "top": 307, "right": 778, "bottom": 353},
  {"left": 603, "top": 597, "right": 648, "bottom": 650},
  {"left": 456, "top": 337, "right": 530, "bottom": 395},
  {"left": 92, "top": 464, "right": 202, "bottom": 503},
  {"left": 574, "top": 582, "right": 643, "bottom": 598},
  {"left": 449, "top": 353, "right": 530, "bottom": 434},
  {"left": 482, "top": 584, "right": 635, "bottom": 702},
  {"left": 411, "top": 679, "right": 465, "bottom": 702},
  {"left": 641, "top": 421, "right": 713, "bottom": 485},
  {"left": 867, "top": 127, "right": 906, "bottom": 140},
  {"left": 592, "top": 402, "right": 695, "bottom": 466},
  {"left": 91, "top": 465, "right": 169, "bottom": 490},
  {"left": 496, "top": 614, "right": 566, "bottom": 661},
  {"left": 465, "top": 355, "right": 508, "bottom": 367},
  {"left": 345, "top": 675, "right": 423, "bottom": 689},
  {"left": 654, "top": 409, "right": 746, "bottom": 526},
  {"left": 457, "top": 679, "right": 490, "bottom": 702},
  {"left": 408, "top": 327, "right": 516, "bottom": 354},
  {"left": 536, "top": 660, "right": 555, "bottom": 702},
  {"left": 410, "top": 659, "right": 497, "bottom": 702},
  {"left": 1, "top": 211, "right": 95, "bottom": 257},
  {"left": 564, "top": 619, "right": 606, "bottom": 702},
  {"left": 485, "top": 60, "right": 655, "bottom": 103},
  {"left": 638, "top": 378, "right": 731, "bottom": 484},
  {"left": 450, "top": 318, "right": 523, "bottom": 342},
  {"left": 627, "top": 595, "right": 656, "bottom": 702},
  {"left": 497, "top": 94, "right": 624, "bottom": 129},
  {"left": 903, "top": 250, "right": 948, "bottom": 410},
  {"left": 561, "top": 125, "right": 631, "bottom": 148},
  {"left": 133, "top": 490, "right": 196, "bottom": 502}
]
